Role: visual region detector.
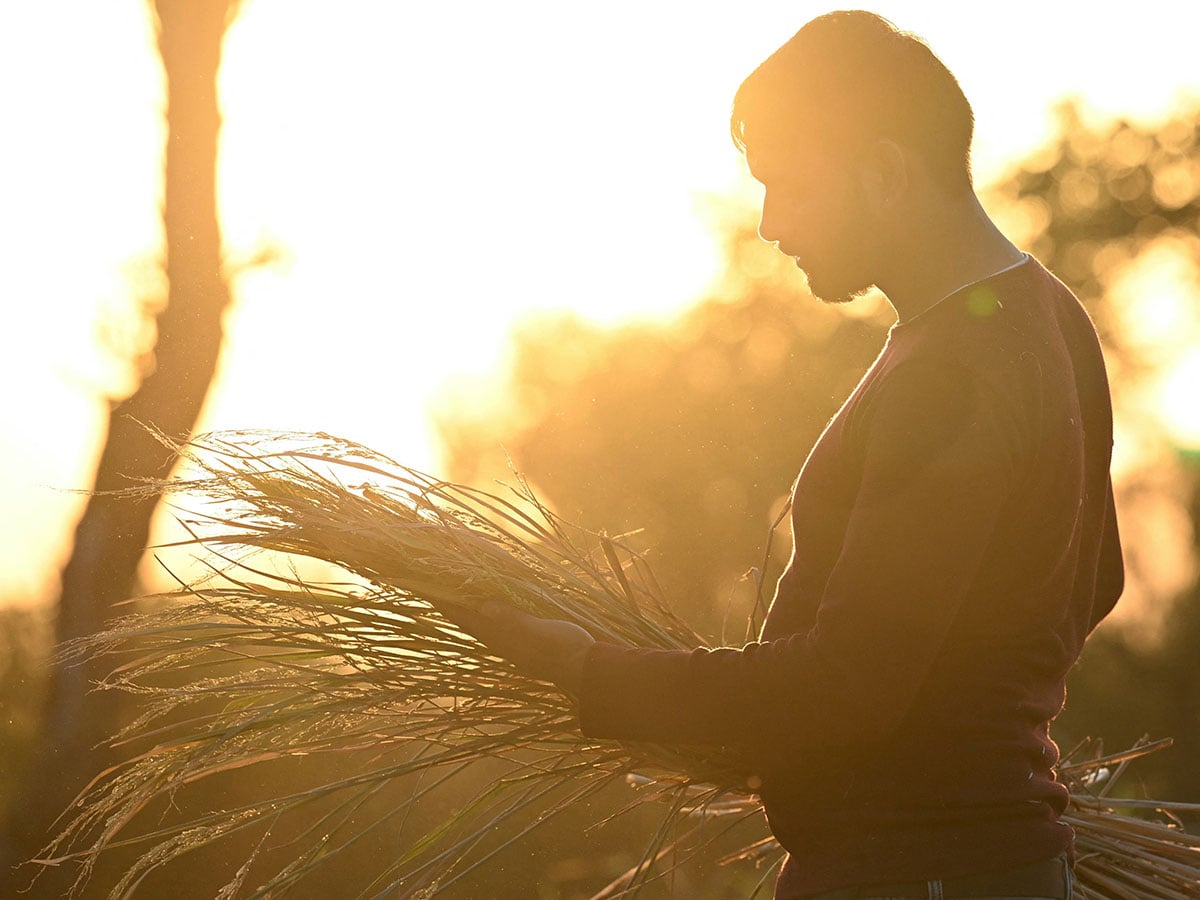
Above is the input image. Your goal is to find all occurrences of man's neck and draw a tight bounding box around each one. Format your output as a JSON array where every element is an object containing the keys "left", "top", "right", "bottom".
[{"left": 879, "top": 193, "right": 1024, "bottom": 323}]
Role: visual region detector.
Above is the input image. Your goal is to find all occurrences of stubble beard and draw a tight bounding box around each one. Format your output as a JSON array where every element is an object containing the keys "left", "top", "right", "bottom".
[
  {"left": 801, "top": 267, "right": 874, "bottom": 307},
  {"left": 816, "top": 285, "right": 873, "bottom": 306}
]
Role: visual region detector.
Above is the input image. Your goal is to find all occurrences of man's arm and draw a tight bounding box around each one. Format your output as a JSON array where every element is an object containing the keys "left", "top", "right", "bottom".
[{"left": 462, "top": 358, "right": 1025, "bottom": 753}]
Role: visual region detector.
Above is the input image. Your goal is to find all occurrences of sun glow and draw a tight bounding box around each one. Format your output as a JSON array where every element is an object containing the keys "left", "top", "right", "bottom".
[
  {"left": 1159, "top": 351, "right": 1200, "bottom": 453},
  {"left": 3, "top": 1, "right": 1200, "bottom": 607},
  {"left": 1106, "top": 235, "right": 1200, "bottom": 453}
]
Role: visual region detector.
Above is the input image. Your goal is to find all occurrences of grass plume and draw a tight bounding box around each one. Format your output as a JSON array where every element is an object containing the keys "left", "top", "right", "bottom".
[{"left": 34, "top": 430, "right": 1200, "bottom": 899}]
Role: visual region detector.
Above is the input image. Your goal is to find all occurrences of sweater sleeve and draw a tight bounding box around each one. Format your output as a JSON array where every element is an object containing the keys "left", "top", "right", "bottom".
[{"left": 578, "top": 357, "right": 1027, "bottom": 752}]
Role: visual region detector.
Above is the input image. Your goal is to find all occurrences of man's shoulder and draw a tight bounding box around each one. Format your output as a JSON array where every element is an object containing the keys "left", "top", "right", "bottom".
[{"left": 896, "top": 257, "right": 1096, "bottom": 387}]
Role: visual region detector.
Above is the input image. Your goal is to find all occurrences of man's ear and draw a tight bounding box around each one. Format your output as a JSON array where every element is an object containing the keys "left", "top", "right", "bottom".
[{"left": 857, "top": 138, "right": 909, "bottom": 215}]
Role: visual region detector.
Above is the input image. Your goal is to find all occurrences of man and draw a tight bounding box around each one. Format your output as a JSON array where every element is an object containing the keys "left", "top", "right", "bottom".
[{"left": 457, "top": 10, "right": 1123, "bottom": 900}]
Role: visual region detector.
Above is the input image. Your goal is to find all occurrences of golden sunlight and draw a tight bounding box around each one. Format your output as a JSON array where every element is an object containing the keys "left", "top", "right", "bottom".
[
  {"left": 1159, "top": 350, "right": 1200, "bottom": 452},
  {"left": 1106, "top": 235, "right": 1200, "bottom": 454},
  {"left": 3, "top": 0, "right": 1200, "bottom": 609},
  {"left": 0, "top": 1, "right": 162, "bottom": 606}
]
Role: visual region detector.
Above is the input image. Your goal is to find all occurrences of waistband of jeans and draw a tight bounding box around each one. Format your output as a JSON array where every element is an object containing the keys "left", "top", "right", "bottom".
[{"left": 799, "top": 853, "right": 1070, "bottom": 900}]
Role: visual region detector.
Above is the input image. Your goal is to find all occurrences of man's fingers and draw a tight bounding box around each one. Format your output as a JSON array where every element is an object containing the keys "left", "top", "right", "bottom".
[
  {"left": 436, "top": 600, "right": 526, "bottom": 656},
  {"left": 425, "top": 599, "right": 593, "bottom": 693},
  {"left": 480, "top": 599, "right": 506, "bottom": 619},
  {"left": 431, "top": 600, "right": 498, "bottom": 644}
]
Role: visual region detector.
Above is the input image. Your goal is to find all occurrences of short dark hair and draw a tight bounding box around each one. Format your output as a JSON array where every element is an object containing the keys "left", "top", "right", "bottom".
[{"left": 731, "top": 10, "right": 975, "bottom": 190}]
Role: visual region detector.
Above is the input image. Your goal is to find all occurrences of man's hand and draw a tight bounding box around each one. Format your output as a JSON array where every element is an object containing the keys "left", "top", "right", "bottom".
[{"left": 441, "top": 600, "right": 595, "bottom": 696}]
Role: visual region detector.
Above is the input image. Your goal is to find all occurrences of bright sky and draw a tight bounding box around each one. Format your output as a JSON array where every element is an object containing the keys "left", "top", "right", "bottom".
[{"left": 2, "top": 0, "right": 1199, "bottom": 608}]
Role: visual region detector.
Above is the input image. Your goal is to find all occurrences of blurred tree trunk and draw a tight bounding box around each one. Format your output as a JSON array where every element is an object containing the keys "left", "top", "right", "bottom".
[{"left": 2, "top": 0, "right": 240, "bottom": 889}]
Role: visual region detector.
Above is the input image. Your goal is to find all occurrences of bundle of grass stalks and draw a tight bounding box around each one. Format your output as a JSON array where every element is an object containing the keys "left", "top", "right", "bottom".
[
  {"left": 1057, "top": 738, "right": 1200, "bottom": 899},
  {"left": 37, "top": 430, "right": 1200, "bottom": 899}
]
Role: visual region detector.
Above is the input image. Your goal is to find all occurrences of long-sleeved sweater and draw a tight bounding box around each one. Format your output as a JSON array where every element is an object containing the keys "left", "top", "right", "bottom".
[{"left": 578, "top": 255, "right": 1124, "bottom": 897}]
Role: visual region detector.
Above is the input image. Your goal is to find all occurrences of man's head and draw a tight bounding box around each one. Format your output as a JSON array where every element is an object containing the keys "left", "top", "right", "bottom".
[{"left": 731, "top": 11, "right": 977, "bottom": 303}]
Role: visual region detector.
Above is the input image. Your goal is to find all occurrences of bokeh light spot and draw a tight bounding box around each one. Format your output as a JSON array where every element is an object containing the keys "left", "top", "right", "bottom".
[{"left": 966, "top": 285, "right": 1002, "bottom": 318}]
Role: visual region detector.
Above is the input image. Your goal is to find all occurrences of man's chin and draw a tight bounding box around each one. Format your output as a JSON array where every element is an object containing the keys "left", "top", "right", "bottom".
[
  {"left": 804, "top": 271, "right": 873, "bottom": 306},
  {"left": 806, "top": 277, "right": 873, "bottom": 309}
]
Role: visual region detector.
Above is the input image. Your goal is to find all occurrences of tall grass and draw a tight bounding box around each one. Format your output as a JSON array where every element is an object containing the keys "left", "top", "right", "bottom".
[{"left": 33, "top": 430, "right": 1200, "bottom": 899}]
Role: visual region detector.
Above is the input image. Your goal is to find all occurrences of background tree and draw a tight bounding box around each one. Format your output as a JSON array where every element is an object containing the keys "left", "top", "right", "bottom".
[{"left": 1, "top": 0, "right": 242, "bottom": 890}]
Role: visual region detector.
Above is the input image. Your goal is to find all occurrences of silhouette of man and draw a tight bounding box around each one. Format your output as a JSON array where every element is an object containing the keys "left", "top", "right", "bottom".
[{"left": 455, "top": 11, "right": 1122, "bottom": 899}]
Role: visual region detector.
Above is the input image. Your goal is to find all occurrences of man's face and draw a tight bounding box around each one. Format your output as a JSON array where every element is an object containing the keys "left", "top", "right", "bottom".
[{"left": 747, "top": 145, "right": 878, "bottom": 305}]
